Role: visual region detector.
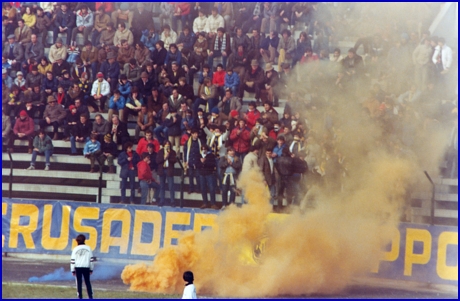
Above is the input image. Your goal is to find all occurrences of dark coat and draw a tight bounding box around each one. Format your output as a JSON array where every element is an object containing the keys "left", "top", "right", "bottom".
[
  {"left": 198, "top": 152, "right": 217, "bottom": 176},
  {"left": 117, "top": 151, "right": 140, "bottom": 178},
  {"left": 108, "top": 121, "right": 130, "bottom": 144},
  {"left": 156, "top": 148, "right": 177, "bottom": 177}
]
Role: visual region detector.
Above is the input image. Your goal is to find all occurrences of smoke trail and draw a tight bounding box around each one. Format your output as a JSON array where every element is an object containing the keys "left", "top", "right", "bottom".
[{"left": 28, "top": 262, "right": 124, "bottom": 282}]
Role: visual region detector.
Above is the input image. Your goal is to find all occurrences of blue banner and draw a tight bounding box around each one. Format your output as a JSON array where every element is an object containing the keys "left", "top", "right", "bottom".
[{"left": 1, "top": 198, "right": 457, "bottom": 286}]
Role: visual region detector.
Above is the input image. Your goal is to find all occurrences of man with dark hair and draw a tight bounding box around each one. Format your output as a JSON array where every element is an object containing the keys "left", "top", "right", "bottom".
[
  {"left": 208, "top": 27, "right": 231, "bottom": 69},
  {"left": 239, "top": 60, "right": 265, "bottom": 105},
  {"left": 182, "top": 271, "right": 197, "bottom": 299},
  {"left": 118, "top": 141, "right": 140, "bottom": 203},
  {"left": 137, "top": 152, "right": 160, "bottom": 205},
  {"left": 219, "top": 147, "right": 242, "bottom": 209},
  {"left": 53, "top": 3, "right": 75, "bottom": 44},
  {"left": 83, "top": 133, "right": 102, "bottom": 172},
  {"left": 71, "top": 4, "right": 94, "bottom": 46},
  {"left": 198, "top": 144, "right": 218, "bottom": 209},
  {"left": 70, "top": 234, "right": 95, "bottom": 299},
  {"left": 131, "top": 3, "right": 154, "bottom": 44},
  {"left": 109, "top": 114, "right": 130, "bottom": 146},
  {"left": 184, "top": 128, "right": 203, "bottom": 194}
]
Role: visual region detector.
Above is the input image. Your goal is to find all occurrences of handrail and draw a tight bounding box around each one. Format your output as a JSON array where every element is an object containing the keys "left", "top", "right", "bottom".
[
  {"left": 98, "top": 159, "right": 103, "bottom": 204},
  {"left": 8, "top": 149, "right": 13, "bottom": 199},
  {"left": 176, "top": 158, "right": 185, "bottom": 208},
  {"left": 424, "top": 170, "right": 435, "bottom": 226}
]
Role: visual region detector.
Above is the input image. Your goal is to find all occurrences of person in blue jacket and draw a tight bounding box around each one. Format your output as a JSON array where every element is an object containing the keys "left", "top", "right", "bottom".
[
  {"left": 107, "top": 89, "right": 126, "bottom": 122},
  {"left": 224, "top": 67, "right": 240, "bottom": 96}
]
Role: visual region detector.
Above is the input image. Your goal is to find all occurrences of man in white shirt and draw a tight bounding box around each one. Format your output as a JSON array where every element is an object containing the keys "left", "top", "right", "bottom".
[
  {"left": 90, "top": 72, "right": 110, "bottom": 112},
  {"left": 70, "top": 234, "right": 95, "bottom": 299},
  {"left": 192, "top": 10, "right": 207, "bottom": 35},
  {"left": 205, "top": 7, "right": 224, "bottom": 39},
  {"left": 432, "top": 37, "right": 453, "bottom": 98},
  {"left": 182, "top": 271, "right": 197, "bottom": 299}
]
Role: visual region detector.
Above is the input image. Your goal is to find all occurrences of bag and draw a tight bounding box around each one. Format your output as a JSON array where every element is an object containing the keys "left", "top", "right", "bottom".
[{"left": 291, "top": 157, "right": 308, "bottom": 174}]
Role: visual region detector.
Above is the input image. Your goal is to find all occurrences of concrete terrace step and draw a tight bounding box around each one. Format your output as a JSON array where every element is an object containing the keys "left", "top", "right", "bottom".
[
  {"left": 1, "top": 182, "right": 119, "bottom": 197},
  {"left": 411, "top": 208, "right": 458, "bottom": 219},
  {"left": 2, "top": 168, "right": 118, "bottom": 181}
]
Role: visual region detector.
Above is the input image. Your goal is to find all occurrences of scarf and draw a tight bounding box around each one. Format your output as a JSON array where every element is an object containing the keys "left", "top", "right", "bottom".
[
  {"left": 214, "top": 33, "right": 226, "bottom": 52},
  {"left": 289, "top": 140, "right": 303, "bottom": 153},
  {"left": 56, "top": 92, "right": 65, "bottom": 105},
  {"left": 207, "top": 133, "right": 223, "bottom": 155}
]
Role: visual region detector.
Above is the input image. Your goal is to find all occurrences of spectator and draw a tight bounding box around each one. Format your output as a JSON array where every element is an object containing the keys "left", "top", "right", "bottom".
[
  {"left": 27, "top": 84, "right": 45, "bottom": 118},
  {"left": 15, "top": 18, "right": 32, "bottom": 45},
  {"left": 134, "top": 42, "right": 150, "bottom": 67},
  {"left": 116, "top": 74, "right": 132, "bottom": 99},
  {"left": 109, "top": 114, "right": 130, "bottom": 146},
  {"left": 198, "top": 144, "right": 218, "bottom": 209},
  {"left": 243, "top": 101, "right": 260, "bottom": 129},
  {"left": 113, "top": 22, "right": 133, "bottom": 47},
  {"left": 159, "top": 2, "right": 174, "bottom": 29},
  {"left": 412, "top": 37, "right": 432, "bottom": 90},
  {"left": 165, "top": 108, "right": 182, "bottom": 154},
  {"left": 99, "top": 51, "right": 119, "bottom": 89},
  {"left": 80, "top": 41, "right": 98, "bottom": 81},
  {"left": 2, "top": 3, "right": 18, "bottom": 37},
  {"left": 82, "top": 133, "right": 101, "bottom": 173},
  {"left": 176, "top": 77, "right": 194, "bottom": 107},
  {"left": 260, "top": 30, "right": 279, "bottom": 64},
  {"left": 107, "top": 89, "right": 125, "bottom": 122},
  {"left": 193, "top": 31, "right": 208, "bottom": 61},
  {"left": 156, "top": 140, "right": 177, "bottom": 207},
  {"left": 142, "top": 62, "right": 157, "bottom": 84},
  {"left": 59, "top": 70, "right": 73, "bottom": 91},
  {"left": 181, "top": 108, "right": 196, "bottom": 134},
  {"left": 100, "top": 133, "right": 117, "bottom": 173},
  {"left": 183, "top": 128, "right": 202, "bottom": 194},
  {"left": 278, "top": 3, "right": 293, "bottom": 32},
  {"left": 51, "top": 56, "right": 70, "bottom": 79},
  {"left": 25, "top": 129, "right": 53, "bottom": 171},
  {"left": 2, "top": 108, "right": 12, "bottom": 146},
  {"left": 277, "top": 29, "right": 295, "bottom": 70},
  {"left": 131, "top": 3, "right": 154, "bottom": 44},
  {"left": 110, "top": 2, "right": 133, "bottom": 27},
  {"left": 219, "top": 146, "right": 242, "bottom": 209},
  {"left": 40, "top": 95, "right": 67, "bottom": 140},
  {"left": 91, "top": 6, "right": 110, "bottom": 47},
  {"left": 258, "top": 147, "right": 277, "bottom": 204},
  {"left": 38, "top": 56, "right": 52, "bottom": 75},
  {"left": 197, "top": 64, "right": 213, "bottom": 85},
  {"left": 208, "top": 27, "right": 231, "bottom": 69},
  {"left": 8, "top": 109, "right": 35, "bottom": 153},
  {"left": 2, "top": 68, "right": 13, "bottom": 89},
  {"left": 206, "top": 7, "right": 224, "bottom": 39},
  {"left": 5, "top": 84, "right": 23, "bottom": 117},
  {"left": 70, "top": 113, "right": 92, "bottom": 155},
  {"left": 71, "top": 5, "right": 93, "bottom": 46},
  {"left": 261, "top": 2, "right": 279, "bottom": 34},
  {"left": 118, "top": 141, "right": 139, "bottom": 204},
  {"left": 99, "top": 22, "right": 115, "bottom": 47},
  {"left": 13, "top": 71, "right": 26, "bottom": 91},
  {"left": 229, "top": 119, "right": 251, "bottom": 161},
  {"left": 3, "top": 34, "right": 23, "bottom": 71},
  {"left": 241, "top": 3, "right": 262, "bottom": 34},
  {"left": 193, "top": 77, "right": 218, "bottom": 115},
  {"left": 136, "top": 71, "right": 155, "bottom": 101},
  {"left": 148, "top": 87, "right": 167, "bottom": 114},
  {"left": 63, "top": 104, "right": 79, "bottom": 142},
  {"left": 41, "top": 71, "right": 57, "bottom": 101},
  {"left": 218, "top": 89, "right": 241, "bottom": 119},
  {"left": 35, "top": 8, "right": 52, "bottom": 47},
  {"left": 172, "top": 2, "right": 191, "bottom": 33},
  {"left": 123, "top": 86, "right": 143, "bottom": 123},
  {"left": 272, "top": 135, "right": 286, "bottom": 162},
  {"left": 89, "top": 72, "right": 110, "bottom": 112},
  {"left": 160, "top": 24, "right": 177, "bottom": 51},
  {"left": 164, "top": 44, "right": 182, "bottom": 69},
  {"left": 262, "top": 63, "right": 279, "bottom": 106},
  {"left": 192, "top": 10, "right": 208, "bottom": 35},
  {"left": 299, "top": 47, "right": 319, "bottom": 65},
  {"left": 141, "top": 26, "right": 160, "bottom": 53},
  {"left": 151, "top": 40, "right": 168, "bottom": 73},
  {"left": 24, "top": 34, "right": 44, "bottom": 67},
  {"left": 293, "top": 32, "right": 312, "bottom": 66},
  {"left": 138, "top": 152, "right": 160, "bottom": 205},
  {"left": 227, "top": 45, "right": 249, "bottom": 80},
  {"left": 176, "top": 26, "right": 195, "bottom": 53},
  {"left": 136, "top": 129, "right": 160, "bottom": 155},
  {"left": 239, "top": 60, "right": 265, "bottom": 105},
  {"left": 91, "top": 113, "right": 109, "bottom": 142},
  {"left": 207, "top": 107, "right": 223, "bottom": 128},
  {"left": 53, "top": 3, "right": 75, "bottom": 45},
  {"left": 48, "top": 38, "right": 67, "bottom": 64},
  {"left": 117, "top": 39, "right": 135, "bottom": 67},
  {"left": 223, "top": 67, "right": 240, "bottom": 97}
]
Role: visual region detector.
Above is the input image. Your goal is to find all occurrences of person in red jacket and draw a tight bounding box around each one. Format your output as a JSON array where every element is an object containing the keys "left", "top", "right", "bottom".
[
  {"left": 172, "top": 2, "right": 191, "bottom": 33},
  {"left": 136, "top": 130, "right": 160, "bottom": 156},
  {"left": 242, "top": 101, "right": 261, "bottom": 129},
  {"left": 211, "top": 63, "right": 226, "bottom": 97},
  {"left": 137, "top": 153, "right": 160, "bottom": 205},
  {"left": 8, "top": 110, "right": 35, "bottom": 153},
  {"left": 229, "top": 119, "right": 251, "bottom": 161}
]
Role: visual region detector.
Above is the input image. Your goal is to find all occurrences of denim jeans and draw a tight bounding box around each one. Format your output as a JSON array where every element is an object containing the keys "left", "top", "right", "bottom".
[
  {"left": 139, "top": 180, "right": 160, "bottom": 205},
  {"left": 221, "top": 174, "right": 236, "bottom": 205},
  {"left": 159, "top": 175, "right": 175, "bottom": 206},
  {"left": 200, "top": 174, "right": 216, "bottom": 205},
  {"left": 187, "top": 167, "right": 200, "bottom": 192},
  {"left": 154, "top": 125, "right": 169, "bottom": 145},
  {"left": 208, "top": 50, "right": 228, "bottom": 69},
  {"left": 70, "top": 136, "right": 89, "bottom": 154},
  {"left": 31, "top": 149, "right": 53, "bottom": 166},
  {"left": 120, "top": 169, "right": 136, "bottom": 203}
]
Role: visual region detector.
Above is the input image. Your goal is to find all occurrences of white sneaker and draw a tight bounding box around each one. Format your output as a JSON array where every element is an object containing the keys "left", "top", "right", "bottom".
[
  {"left": 44, "top": 166, "right": 50, "bottom": 171},
  {"left": 26, "top": 165, "right": 35, "bottom": 170},
  {"left": 221, "top": 205, "right": 226, "bottom": 211}
]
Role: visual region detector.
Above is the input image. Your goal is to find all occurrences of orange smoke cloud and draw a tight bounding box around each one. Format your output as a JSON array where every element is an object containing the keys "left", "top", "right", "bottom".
[{"left": 121, "top": 153, "right": 416, "bottom": 297}]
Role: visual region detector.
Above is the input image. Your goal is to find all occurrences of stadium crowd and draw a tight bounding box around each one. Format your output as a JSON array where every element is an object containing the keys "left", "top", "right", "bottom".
[{"left": 2, "top": 2, "right": 457, "bottom": 209}]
